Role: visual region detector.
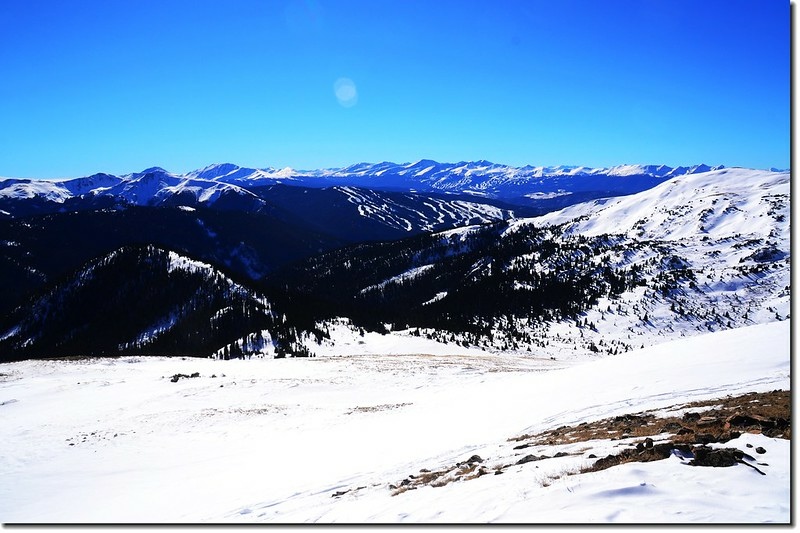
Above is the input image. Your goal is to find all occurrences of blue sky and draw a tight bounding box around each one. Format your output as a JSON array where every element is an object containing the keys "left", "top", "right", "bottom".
[{"left": 0, "top": 0, "right": 790, "bottom": 177}]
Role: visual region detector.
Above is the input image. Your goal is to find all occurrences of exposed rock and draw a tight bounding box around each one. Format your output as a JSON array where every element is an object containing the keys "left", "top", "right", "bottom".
[
  {"left": 516, "top": 454, "right": 547, "bottom": 465},
  {"left": 716, "top": 431, "right": 740, "bottom": 443},
  {"left": 697, "top": 416, "right": 718, "bottom": 427},
  {"left": 170, "top": 372, "right": 201, "bottom": 383},
  {"left": 690, "top": 446, "right": 743, "bottom": 467},
  {"left": 458, "top": 455, "right": 483, "bottom": 466},
  {"left": 683, "top": 412, "right": 701, "bottom": 423},
  {"left": 695, "top": 433, "right": 716, "bottom": 444}
]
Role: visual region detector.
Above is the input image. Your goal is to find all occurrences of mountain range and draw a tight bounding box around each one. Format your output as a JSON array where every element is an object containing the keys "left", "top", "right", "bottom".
[
  {"left": 1, "top": 161, "right": 727, "bottom": 217},
  {"left": 0, "top": 161, "right": 789, "bottom": 362}
]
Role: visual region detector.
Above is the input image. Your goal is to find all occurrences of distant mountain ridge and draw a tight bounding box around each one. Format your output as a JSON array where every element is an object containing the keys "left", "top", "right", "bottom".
[{"left": 0, "top": 160, "right": 726, "bottom": 217}]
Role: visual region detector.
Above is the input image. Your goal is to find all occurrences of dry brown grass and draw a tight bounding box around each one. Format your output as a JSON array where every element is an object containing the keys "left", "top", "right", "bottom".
[
  {"left": 509, "top": 390, "right": 790, "bottom": 475},
  {"left": 388, "top": 455, "right": 487, "bottom": 495},
  {"left": 347, "top": 402, "right": 412, "bottom": 414},
  {"left": 512, "top": 390, "right": 790, "bottom": 449}
]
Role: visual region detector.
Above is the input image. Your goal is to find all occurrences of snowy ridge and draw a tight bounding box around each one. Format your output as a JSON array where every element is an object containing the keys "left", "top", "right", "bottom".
[
  {"left": 0, "top": 167, "right": 267, "bottom": 210},
  {"left": 360, "top": 264, "right": 436, "bottom": 294},
  {"left": 0, "top": 160, "right": 729, "bottom": 210},
  {"left": 0, "top": 164, "right": 789, "bottom": 363},
  {"left": 302, "top": 161, "right": 727, "bottom": 200},
  {"left": 529, "top": 167, "right": 789, "bottom": 241}
]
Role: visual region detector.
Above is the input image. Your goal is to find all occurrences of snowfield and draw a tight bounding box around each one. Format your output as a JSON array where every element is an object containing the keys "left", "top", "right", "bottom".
[{"left": 0, "top": 320, "right": 789, "bottom": 523}]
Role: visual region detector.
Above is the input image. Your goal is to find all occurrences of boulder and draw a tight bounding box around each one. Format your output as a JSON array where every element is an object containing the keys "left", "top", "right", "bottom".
[{"left": 690, "top": 446, "right": 743, "bottom": 467}]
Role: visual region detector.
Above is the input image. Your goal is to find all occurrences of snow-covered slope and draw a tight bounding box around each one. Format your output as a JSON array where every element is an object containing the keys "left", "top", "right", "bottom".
[
  {"left": 276, "top": 167, "right": 789, "bottom": 360},
  {"left": 516, "top": 167, "right": 790, "bottom": 356},
  {"left": 0, "top": 321, "right": 789, "bottom": 523},
  {"left": 330, "top": 186, "right": 514, "bottom": 232},
  {"left": 531, "top": 167, "right": 789, "bottom": 241},
  {"left": 0, "top": 168, "right": 267, "bottom": 212}
]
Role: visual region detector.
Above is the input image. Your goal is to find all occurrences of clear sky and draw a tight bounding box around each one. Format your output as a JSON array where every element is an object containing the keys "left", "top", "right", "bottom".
[{"left": 0, "top": 0, "right": 790, "bottom": 178}]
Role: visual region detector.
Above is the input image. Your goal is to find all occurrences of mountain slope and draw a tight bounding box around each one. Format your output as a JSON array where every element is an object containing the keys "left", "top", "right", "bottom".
[
  {"left": 0, "top": 206, "right": 352, "bottom": 319},
  {"left": 0, "top": 246, "right": 279, "bottom": 361},
  {"left": 269, "top": 168, "right": 789, "bottom": 359},
  {"left": 529, "top": 167, "right": 788, "bottom": 241},
  {"left": 249, "top": 184, "right": 532, "bottom": 237}
]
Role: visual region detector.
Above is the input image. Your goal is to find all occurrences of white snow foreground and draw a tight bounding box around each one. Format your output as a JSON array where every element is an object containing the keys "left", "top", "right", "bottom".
[{"left": 0, "top": 321, "right": 789, "bottom": 523}]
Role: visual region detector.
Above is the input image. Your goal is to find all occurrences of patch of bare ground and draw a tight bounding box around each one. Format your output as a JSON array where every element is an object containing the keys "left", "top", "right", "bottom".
[
  {"left": 380, "top": 390, "right": 789, "bottom": 495},
  {"left": 201, "top": 405, "right": 289, "bottom": 417},
  {"left": 510, "top": 389, "right": 789, "bottom": 475},
  {"left": 512, "top": 389, "right": 789, "bottom": 446},
  {"left": 346, "top": 402, "right": 412, "bottom": 415},
  {"left": 388, "top": 455, "right": 490, "bottom": 496}
]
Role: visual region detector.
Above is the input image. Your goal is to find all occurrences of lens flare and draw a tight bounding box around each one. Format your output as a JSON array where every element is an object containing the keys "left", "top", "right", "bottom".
[{"left": 334, "top": 77, "right": 358, "bottom": 108}]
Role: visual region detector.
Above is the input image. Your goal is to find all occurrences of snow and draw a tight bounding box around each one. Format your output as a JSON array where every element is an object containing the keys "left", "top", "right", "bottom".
[
  {"left": 0, "top": 179, "right": 72, "bottom": 201},
  {"left": 0, "top": 321, "right": 789, "bottom": 523},
  {"left": 525, "top": 190, "right": 572, "bottom": 199},
  {"left": 422, "top": 291, "right": 448, "bottom": 305},
  {"left": 334, "top": 186, "right": 511, "bottom": 233},
  {"left": 307, "top": 319, "right": 496, "bottom": 357},
  {"left": 533, "top": 168, "right": 789, "bottom": 242},
  {"left": 485, "top": 167, "right": 790, "bottom": 360},
  {"left": 0, "top": 163, "right": 791, "bottom": 523},
  {"left": 166, "top": 251, "right": 216, "bottom": 275},
  {"left": 359, "top": 264, "right": 435, "bottom": 294}
]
